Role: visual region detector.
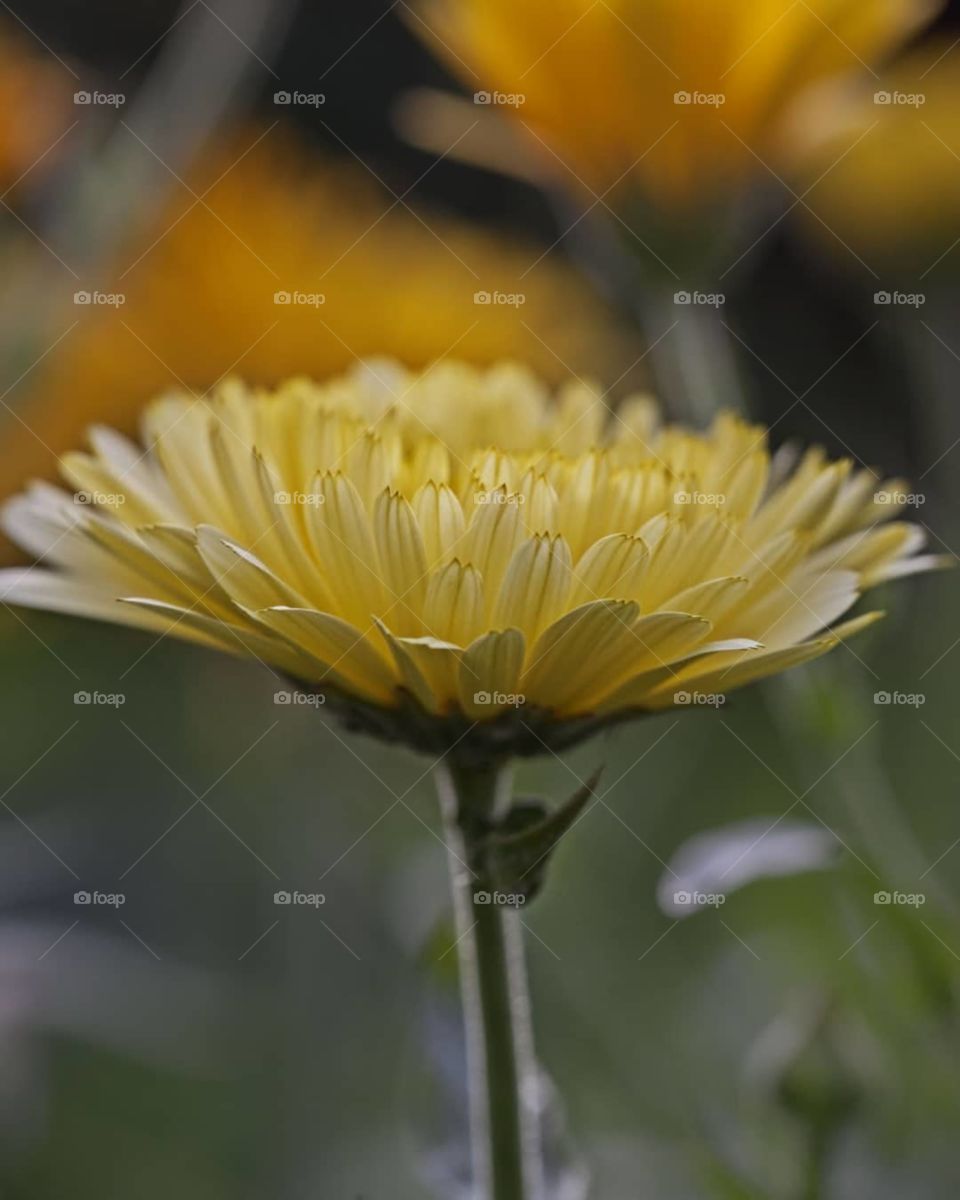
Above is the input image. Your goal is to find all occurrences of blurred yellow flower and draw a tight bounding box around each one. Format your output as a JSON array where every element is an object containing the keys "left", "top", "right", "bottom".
[
  {"left": 799, "top": 40, "right": 960, "bottom": 266},
  {"left": 0, "top": 362, "right": 941, "bottom": 755},
  {"left": 412, "top": 0, "right": 936, "bottom": 215},
  {"left": 0, "top": 131, "right": 633, "bottom": 511}
]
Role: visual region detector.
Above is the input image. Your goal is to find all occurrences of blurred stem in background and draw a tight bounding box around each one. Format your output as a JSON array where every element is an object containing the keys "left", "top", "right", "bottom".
[
  {"left": 547, "top": 192, "right": 749, "bottom": 424},
  {"left": 639, "top": 283, "right": 746, "bottom": 424},
  {"left": 799, "top": 1123, "right": 829, "bottom": 1200},
  {"left": 436, "top": 761, "right": 543, "bottom": 1200}
]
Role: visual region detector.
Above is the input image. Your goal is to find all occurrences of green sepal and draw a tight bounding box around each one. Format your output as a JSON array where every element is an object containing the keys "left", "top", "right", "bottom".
[{"left": 482, "top": 768, "right": 603, "bottom": 902}]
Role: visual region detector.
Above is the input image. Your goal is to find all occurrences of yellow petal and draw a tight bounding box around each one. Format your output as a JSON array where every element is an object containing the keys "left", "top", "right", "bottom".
[
  {"left": 569, "top": 533, "right": 648, "bottom": 606},
  {"left": 306, "top": 473, "right": 385, "bottom": 624},
  {"left": 119, "top": 595, "right": 297, "bottom": 663},
  {"left": 195, "top": 526, "right": 307, "bottom": 612},
  {"left": 660, "top": 575, "right": 749, "bottom": 625},
  {"left": 458, "top": 628, "right": 526, "bottom": 717},
  {"left": 255, "top": 606, "right": 397, "bottom": 703},
  {"left": 746, "top": 568, "right": 859, "bottom": 648},
  {"left": 522, "top": 599, "right": 640, "bottom": 713},
  {"left": 377, "top": 623, "right": 461, "bottom": 711},
  {"left": 460, "top": 485, "right": 524, "bottom": 608},
  {"left": 491, "top": 533, "right": 572, "bottom": 643},
  {"left": 373, "top": 489, "right": 429, "bottom": 630},
  {"left": 423, "top": 559, "right": 484, "bottom": 646},
  {"left": 0, "top": 569, "right": 178, "bottom": 636},
  {"left": 412, "top": 481, "right": 466, "bottom": 568},
  {"left": 628, "top": 611, "right": 714, "bottom": 673}
]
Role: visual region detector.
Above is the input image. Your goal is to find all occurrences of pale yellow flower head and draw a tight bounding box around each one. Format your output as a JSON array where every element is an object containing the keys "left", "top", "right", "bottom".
[
  {"left": 0, "top": 361, "right": 942, "bottom": 757},
  {"left": 412, "top": 0, "right": 935, "bottom": 216}
]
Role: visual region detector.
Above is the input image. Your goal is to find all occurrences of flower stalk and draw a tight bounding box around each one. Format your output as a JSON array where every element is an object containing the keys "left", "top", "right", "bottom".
[
  {"left": 638, "top": 281, "right": 746, "bottom": 424},
  {"left": 436, "top": 760, "right": 543, "bottom": 1200}
]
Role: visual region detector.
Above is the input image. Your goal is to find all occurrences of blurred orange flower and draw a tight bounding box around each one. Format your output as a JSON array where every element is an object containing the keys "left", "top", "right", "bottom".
[
  {"left": 411, "top": 0, "right": 937, "bottom": 216},
  {"left": 0, "top": 130, "right": 636, "bottom": 525},
  {"left": 0, "top": 26, "right": 74, "bottom": 190},
  {"left": 799, "top": 40, "right": 960, "bottom": 268}
]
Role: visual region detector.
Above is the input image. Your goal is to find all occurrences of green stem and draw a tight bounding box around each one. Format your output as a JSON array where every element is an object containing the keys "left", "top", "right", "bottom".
[
  {"left": 435, "top": 760, "right": 541, "bottom": 1200},
  {"left": 800, "top": 1125, "right": 830, "bottom": 1200},
  {"left": 639, "top": 284, "right": 746, "bottom": 423}
]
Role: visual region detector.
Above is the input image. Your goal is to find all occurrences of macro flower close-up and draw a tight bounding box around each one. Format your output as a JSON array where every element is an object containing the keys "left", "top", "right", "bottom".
[
  {"left": 1, "top": 4, "right": 959, "bottom": 1200},
  {"left": 1, "top": 362, "right": 939, "bottom": 755}
]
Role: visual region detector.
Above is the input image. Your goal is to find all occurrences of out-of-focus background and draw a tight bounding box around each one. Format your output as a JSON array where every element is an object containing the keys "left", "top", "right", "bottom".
[{"left": 0, "top": 2, "right": 959, "bottom": 1197}]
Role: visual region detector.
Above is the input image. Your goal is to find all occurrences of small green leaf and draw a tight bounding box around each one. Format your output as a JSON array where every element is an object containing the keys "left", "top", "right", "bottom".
[{"left": 482, "top": 767, "right": 603, "bottom": 901}]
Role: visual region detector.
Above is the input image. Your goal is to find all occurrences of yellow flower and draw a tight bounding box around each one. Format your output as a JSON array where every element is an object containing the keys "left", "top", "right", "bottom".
[
  {"left": 0, "top": 130, "right": 633, "bottom": 514},
  {"left": 0, "top": 361, "right": 942, "bottom": 756},
  {"left": 797, "top": 39, "right": 960, "bottom": 265},
  {"left": 411, "top": 0, "right": 935, "bottom": 215}
]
